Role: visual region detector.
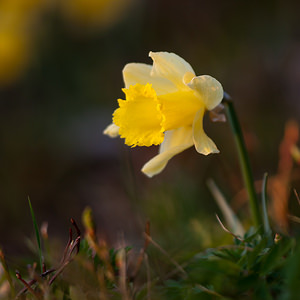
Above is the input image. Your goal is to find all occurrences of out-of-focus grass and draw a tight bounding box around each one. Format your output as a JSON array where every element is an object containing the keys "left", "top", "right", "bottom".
[{"left": 2, "top": 200, "right": 300, "bottom": 299}]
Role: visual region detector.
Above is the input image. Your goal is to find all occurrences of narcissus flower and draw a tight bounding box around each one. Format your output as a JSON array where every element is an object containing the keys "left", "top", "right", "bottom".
[{"left": 104, "top": 51, "right": 224, "bottom": 177}]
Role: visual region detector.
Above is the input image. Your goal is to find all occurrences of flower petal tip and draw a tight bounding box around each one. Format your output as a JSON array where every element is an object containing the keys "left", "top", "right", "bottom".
[
  {"left": 141, "top": 169, "right": 154, "bottom": 178},
  {"left": 188, "top": 75, "right": 223, "bottom": 111},
  {"left": 103, "top": 123, "right": 119, "bottom": 138},
  {"left": 196, "top": 145, "right": 220, "bottom": 156},
  {"left": 199, "top": 150, "right": 218, "bottom": 156},
  {"left": 141, "top": 163, "right": 158, "bottom": 178}
]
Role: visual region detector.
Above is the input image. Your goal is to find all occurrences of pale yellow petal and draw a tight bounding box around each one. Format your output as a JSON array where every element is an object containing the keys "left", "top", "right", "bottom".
[
  {"left": 193, "top": 108, "right": 219, "bottom": 155},
  {"left": 122, "top": 63, "right": 152, "bottom": 88},
  {"left": 113, "top": 84, "right": 165, "bottom": 147},
  {"left": 183, "top": 71, "right": 196, "bottom": 85},
  {"left": 159, "top": 126, "right": 193, "bottom": 153},
  {"left": 142, "top": 127, "right": 193, "bottom": 177},
  {"left": 123, "top": 63, "right": 177, "bottom": 95},
  {"left": 159, "top": 90, "right": 203, "bottom": 131},
  {"left": 188, "top": 75, "right": 223, "bottom": 110},
  {"left": 103, "top": 123, "right": 119, "bottom": 137},
  {"left": 149, "top": 51, "right": 195, "bottom": 89}
]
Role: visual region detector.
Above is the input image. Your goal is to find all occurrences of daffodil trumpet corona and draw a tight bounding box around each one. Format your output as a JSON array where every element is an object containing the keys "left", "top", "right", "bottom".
[{"left": 104, "top": 51, "right": 224, "bottom": 177}]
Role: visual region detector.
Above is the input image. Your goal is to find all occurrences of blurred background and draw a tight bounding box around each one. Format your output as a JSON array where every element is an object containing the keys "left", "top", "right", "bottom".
[{"left": 1, "top": 0, "right": 300, "bottom": 257}]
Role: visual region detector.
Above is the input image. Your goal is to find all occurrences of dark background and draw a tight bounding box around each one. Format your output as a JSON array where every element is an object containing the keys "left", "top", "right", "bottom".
[{"left": 1, "top": 0, "right": 300, "bottom": 254}]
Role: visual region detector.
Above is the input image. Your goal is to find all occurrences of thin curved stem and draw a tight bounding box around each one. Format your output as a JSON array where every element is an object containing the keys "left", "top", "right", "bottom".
[{"left": 223, "top": 93, "right": 262, "bottom": 229}]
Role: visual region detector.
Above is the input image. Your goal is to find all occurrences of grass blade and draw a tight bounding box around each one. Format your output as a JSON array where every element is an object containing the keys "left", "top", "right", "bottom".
[
  {"left": 28, "top": 197, "right": 43, "bottom": 273},
  {"left": 261, "top": 173, "right": 272, "bottom": 241},
  {"left": 207, "top": 178, "right": 245, "bottom": 237}
]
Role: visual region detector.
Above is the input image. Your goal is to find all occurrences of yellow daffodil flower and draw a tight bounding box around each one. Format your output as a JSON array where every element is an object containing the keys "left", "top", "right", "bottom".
[{"left": 104, "top": 51, "right": 224, "bottom": 177}]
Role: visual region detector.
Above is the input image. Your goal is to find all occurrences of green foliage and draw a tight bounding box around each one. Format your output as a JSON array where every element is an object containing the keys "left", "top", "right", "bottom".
[
  {"left": 161, "top": 230, "right": 297, "bottom": 300},
  {"left": 2, "top": 199, "right": 300, "bottom": 300},
  {"left": 1, "top": 213, "right": 300, "bottom": 300}
]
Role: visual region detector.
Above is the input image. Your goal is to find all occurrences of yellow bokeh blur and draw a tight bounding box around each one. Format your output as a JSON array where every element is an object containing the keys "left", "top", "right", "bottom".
[
  {"left": 60, "top": 0, "right": 134, "bottom": 30},
  {"left": 0, "top": 0, "right": 135, "bottom": 86},
  {"left": 0, "top": 27, "right": 31, "bottom": 85},
  {"left": 0, "top": 0, "right": 46, "bottom": 86}
]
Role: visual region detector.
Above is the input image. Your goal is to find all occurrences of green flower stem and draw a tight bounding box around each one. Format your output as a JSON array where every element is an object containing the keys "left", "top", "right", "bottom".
[{"left": 223, "top": 93, "right": 262, "bottom": 229}]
